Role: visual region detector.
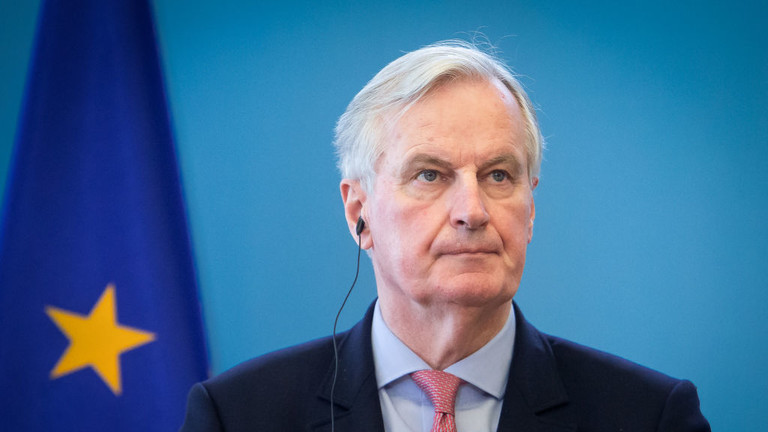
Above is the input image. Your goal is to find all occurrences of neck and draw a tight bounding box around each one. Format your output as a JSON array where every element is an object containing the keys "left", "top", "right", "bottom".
[{"left": 378, "top": 296, "right": 511, "bottom": 370}]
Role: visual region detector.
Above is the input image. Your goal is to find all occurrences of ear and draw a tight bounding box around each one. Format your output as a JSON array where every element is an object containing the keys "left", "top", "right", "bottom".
[
  {"left": 527, "top": 177, "right": 538, "bottom": 243},
  {"left": 340, "top": 179, "right": 373, "bottom": 249}
]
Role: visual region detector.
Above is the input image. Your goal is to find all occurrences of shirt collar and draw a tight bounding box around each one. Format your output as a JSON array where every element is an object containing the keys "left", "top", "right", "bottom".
[{"left": 371, "top": 300, "right": 515, "bottom": 399}]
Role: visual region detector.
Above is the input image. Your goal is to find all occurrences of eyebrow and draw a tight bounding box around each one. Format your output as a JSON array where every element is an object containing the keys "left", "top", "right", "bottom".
[
  {"left": 398, "top": 152, "right": 524, "bottom": 177},
  {"left": 399, "top": 154, "right": 454, "bottom": 178},
  {"left": 478, "top": 154, "right": 524, "bottom": 176}
]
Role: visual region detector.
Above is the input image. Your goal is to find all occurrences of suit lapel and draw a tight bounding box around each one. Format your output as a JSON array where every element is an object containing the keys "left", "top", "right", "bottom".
[
  {"left": 496, "top": 303, "right": 576, "bottom": 432},
  {"left": 311, "top": 302, "right": 385, "bottom": 432},
  {"left": 306, "top": 301, "right": 575, "bottom": 432}
]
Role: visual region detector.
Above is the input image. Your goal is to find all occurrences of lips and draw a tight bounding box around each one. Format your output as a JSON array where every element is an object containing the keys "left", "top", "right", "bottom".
[
  {"left": 435, "top": 242, "right": 501, "bottom": 256},
  {"left": 442, "top": 251, "right": 496, "bottom": 257}
]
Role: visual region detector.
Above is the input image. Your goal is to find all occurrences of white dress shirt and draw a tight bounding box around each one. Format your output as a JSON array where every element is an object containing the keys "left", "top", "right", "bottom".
[{"left": 371, "top": 301, "right": 516, "bottom": 432}]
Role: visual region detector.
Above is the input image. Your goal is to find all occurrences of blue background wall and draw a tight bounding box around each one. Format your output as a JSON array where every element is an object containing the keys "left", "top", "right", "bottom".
[{"left": 2, "top": 1, "right": 766, "bottom": 430}]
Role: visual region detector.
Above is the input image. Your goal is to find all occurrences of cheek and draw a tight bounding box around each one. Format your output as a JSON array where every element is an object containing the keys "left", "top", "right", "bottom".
[
  {"left": 372, "top": 202, "right": 438, "bottom": 262},
  {"left": 497, "top": 203, "right": 534, "bottom": 250}
]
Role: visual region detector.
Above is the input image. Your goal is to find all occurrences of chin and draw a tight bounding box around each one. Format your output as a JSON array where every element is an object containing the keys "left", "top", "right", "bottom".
[{"left": 432, "top": 273, "right": 517, "bottom": 307}]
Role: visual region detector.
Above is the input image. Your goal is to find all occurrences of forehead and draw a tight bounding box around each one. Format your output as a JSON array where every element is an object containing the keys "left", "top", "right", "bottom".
[{"left": 379, "top": 78, "right": 527, "bottom": 169}]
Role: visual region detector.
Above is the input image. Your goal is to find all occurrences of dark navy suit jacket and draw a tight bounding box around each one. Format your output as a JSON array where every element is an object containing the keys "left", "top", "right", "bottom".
[{"left": 180, "top": 302, "right": 710, "bottom": 431}]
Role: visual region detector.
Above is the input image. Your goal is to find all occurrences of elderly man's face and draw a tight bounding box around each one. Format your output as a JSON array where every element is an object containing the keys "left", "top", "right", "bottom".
[{"left": 365, "top": 78, "right": 537, "bottom": 309}]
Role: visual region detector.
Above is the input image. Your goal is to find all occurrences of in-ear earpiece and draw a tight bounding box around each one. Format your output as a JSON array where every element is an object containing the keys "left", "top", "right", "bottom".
[{"left": 355, "top": 217, "right": 365, "bottom": 236}]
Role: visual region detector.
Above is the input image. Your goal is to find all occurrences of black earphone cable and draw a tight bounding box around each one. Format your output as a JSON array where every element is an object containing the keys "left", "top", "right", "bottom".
[{"left": 330, "top": 225, "right": 363, "bottom": 432}]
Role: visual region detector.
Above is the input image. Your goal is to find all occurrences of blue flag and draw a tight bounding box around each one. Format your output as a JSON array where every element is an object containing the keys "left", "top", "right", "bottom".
[{"left": 0, "top": 0, "right": 209, "bottom": 430}]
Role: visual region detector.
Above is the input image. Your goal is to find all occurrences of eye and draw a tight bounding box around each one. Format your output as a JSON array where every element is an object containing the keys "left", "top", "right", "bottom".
[
  {"left": 417, "top": 169, "right": 439, "bottom": 182},
  {"left": 489, "top": 170, "right": 508, "bottom": 182}
]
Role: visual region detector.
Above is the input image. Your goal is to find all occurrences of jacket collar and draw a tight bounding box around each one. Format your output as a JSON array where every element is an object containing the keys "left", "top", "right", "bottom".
[
  {"left": 310, "top": 301, "right": 575, "bottom": 432},
  {"left": 312, "top": 302, "right": 385, "bottom": 432},
  {"left": 496, "top": 302, "right": 575, "bottom": 431}
]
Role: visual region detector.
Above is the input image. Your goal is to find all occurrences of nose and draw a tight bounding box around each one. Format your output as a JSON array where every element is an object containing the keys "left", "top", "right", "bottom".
[{"left": 449, "top": 175, "right": 490, "bottom": 230}]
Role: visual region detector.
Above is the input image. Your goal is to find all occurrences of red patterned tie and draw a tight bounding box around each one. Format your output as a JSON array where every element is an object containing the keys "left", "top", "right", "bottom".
[{"left": 411, "top": 370, "right": 461, "bottom": 432}]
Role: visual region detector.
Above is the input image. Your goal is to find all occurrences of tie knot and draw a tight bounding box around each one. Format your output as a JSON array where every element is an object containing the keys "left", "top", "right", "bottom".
[{"left": 411, "top": 370, "right": 461, "bottom": 414}]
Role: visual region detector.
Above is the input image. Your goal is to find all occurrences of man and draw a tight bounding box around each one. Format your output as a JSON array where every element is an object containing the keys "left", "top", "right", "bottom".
[{"left": 180, "top": 41, "right": 710, "bottom": 431}]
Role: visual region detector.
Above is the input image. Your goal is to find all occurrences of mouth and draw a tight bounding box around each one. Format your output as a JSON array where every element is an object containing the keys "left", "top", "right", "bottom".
[
  {"left": 433, "top": 237, "right": 502, "bottom": 257},
  {"left": 439, "top": 247, "right": 499, "bottom": 256}
]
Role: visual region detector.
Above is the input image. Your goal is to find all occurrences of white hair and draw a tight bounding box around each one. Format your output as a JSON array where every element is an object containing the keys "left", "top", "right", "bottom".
[{"left": 334, "top": 40, "right": 544, "bottom": 193}]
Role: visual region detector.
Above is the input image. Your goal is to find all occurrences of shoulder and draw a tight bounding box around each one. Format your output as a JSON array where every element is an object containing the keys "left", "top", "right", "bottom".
[
  {"left": 179, "top": 335, "right": 340, "bottom": 432},
  {"left": 181, "top": 335, "right": 340, "bottom": 432},
  {"left": 182, "top": 304, "right": 378, "bottom": 431},
  {"left": 545, "top": 333, "right": 681, "bottom": 391},
  {"left": 511, "top": 303, "right": 689, "bottom": 399},
  {"left": 542, "top": 334, "right": 709, "bottom": 430},
  {"left": 509, "top": 303, "right": 709, "bottom": 430},
  {"left": 180, "top": 300, "right": 381, "bottom": 432},
  {"left": 204, "top": 334, "right": 336, "bottom": 402}
]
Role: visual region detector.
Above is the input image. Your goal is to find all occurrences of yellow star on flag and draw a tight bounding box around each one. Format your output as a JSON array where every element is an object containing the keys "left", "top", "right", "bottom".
[{"left": 45, "top": 283, "right": 156, "bottom": 395}]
